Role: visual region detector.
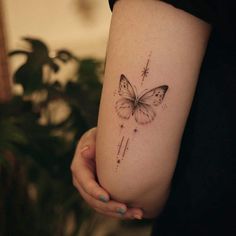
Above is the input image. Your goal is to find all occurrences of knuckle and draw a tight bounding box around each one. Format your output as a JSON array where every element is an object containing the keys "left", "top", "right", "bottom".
[{"left": 86, "top": 181, "right": 96, "bottom": 195}]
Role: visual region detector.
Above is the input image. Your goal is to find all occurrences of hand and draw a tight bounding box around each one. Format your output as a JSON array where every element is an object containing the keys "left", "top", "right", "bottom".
[{"left": 71, "top": 127, "right": 143, "bottom": 220}]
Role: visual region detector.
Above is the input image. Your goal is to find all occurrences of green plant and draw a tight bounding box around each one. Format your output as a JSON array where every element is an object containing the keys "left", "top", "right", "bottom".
[{"left": 0, "top": 38, "right": 103, "bottom": 236}]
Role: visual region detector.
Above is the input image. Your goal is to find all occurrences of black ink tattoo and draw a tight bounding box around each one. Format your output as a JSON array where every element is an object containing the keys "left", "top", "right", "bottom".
[
  {"left": 116, "top": 136, "right": 129, "bottom": 170},
  {"left": 122, "top": 138, "right": 129, "bottom": 158},
  {"left": 119, "top": 123, "right": 125, "bottom": 135},
  {"left": 133, "top": 128, "right": 138, "bottom": 133},
  {"left": 120, "top": 124, "right": 124, "bottom": 129},
  {"left": 141, "top": 52, "right": 152, "bottom": 85},
  {"left": 115, "top": 74, "right": 168, "bottom": 124},
  {"left": 115, "top": 56, "right": 169, "bottom": 170},
  {"left": 117, "top": 136, "right": 124, "bottom": 156}
]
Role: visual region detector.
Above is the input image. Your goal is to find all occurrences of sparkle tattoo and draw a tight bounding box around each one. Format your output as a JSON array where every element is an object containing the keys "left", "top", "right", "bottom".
[
  {"left": 114, "top": 54, "right": 169, "bottom": 169},
  {"left": 141, "top": 52, "right": 152, "bottom": 85}
]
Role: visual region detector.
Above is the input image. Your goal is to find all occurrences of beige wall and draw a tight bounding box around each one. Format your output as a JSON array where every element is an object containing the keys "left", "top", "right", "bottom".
[{"left": 3, "top": 0, "right": 111, "bottom": 59}]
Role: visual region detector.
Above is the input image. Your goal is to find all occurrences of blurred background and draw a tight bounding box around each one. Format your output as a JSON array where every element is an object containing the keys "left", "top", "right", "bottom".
[{"left": 0, "top": 0, "right": 152, "bottom": 235}]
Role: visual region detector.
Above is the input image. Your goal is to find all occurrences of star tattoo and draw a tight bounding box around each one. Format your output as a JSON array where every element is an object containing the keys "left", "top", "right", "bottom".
[{"left": 141, "top": 52, "right": 152, "bottom": 85}]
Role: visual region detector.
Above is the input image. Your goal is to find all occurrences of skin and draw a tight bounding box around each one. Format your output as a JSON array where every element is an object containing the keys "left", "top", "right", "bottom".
[
  {"left": 71, "top": 0, "right": 211, "bottom": 219},
  {"left": 71, "top": 127, "right": 143, "bottom": 219}
]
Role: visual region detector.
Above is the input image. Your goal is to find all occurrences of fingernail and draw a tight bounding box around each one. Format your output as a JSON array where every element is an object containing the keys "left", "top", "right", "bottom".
[
  {"left": 98, "top": 195, "right": 109, "bottom": 203},
  {"left": 117, "top": 208, "right": 126, "bottom": 215},
  {"left": 80, "top": 145, "right": 89, "bottom": 154},
  {"left": 133, "top": 214, "right": 142, "bottom": 220}
]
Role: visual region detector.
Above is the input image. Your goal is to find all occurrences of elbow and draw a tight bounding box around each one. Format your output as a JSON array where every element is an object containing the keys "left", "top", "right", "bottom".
[
  {"left": 98, "top": 173, "right": 170, "bottom": 219},
  {"left": 129, "top": 186, "right": 170, "bottom": 219}
]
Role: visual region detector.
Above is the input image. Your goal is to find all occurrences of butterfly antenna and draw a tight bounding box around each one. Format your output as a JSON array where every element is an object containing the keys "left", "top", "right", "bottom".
[
  {"left": 134, "top": 85, "right": 138, "bottom": 96},
  {"left": 140, "top": 88, "right": 148, "bottom": 97}
]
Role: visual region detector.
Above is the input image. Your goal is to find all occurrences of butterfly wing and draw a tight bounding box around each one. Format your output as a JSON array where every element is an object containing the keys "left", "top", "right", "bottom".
[
  {"left": 115, "top": 98, "right": 134, "bottom": 119},
  {"left": 134, "top": 103, "right": 156, "bottom": 124},
  {"left": 139, "top": 85, "right": 168, "bottom": 107},
  {"left": 118, "top": 74, "right": 136, "bottom": 99},
  {"left": 115, "top": 74, "right": 136, "bottom": 120},
  {"left": 134, "top": 85, "right": 168, "bottom": 124}
]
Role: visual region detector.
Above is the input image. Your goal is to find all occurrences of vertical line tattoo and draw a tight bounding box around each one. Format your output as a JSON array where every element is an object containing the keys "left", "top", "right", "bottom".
[
  {"left": 117, "top": 136, "right": 124, "bottom": 156},
  {"left": 122, "top": 138, "right": 129, "bottom": 159}
]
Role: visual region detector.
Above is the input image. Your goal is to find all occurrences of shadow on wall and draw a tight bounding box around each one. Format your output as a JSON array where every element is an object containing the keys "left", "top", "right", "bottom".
[{"left": 0, "top": 37, "right": 103, "bottom": 236}]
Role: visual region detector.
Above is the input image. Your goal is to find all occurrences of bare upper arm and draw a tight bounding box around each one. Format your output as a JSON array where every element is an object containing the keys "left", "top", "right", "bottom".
[{"left": 96, "top": 0, "right": 211, "bottom": 218}]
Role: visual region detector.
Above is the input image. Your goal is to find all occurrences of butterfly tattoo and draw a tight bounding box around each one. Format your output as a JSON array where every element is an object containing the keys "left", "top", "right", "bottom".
[{"left": 115, "top": 74, "right": 168, "bottom": 125}]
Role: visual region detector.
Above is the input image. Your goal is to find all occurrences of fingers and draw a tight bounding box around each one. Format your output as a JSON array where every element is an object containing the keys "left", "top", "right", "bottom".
[
  {"left": 95, "top": 208, "right": 142, "bottom": 220},
  {"left": 71, "top": 132, "right": 110, "bottom": 201},
  {"left": 74, "top": 177, "right": 126, "bottom": 213},
  {"left": 79, "top": 175, "right": 110, "bottom": 203},
  {"left": 73, "top": 176, "right": 143, "bottom": 220}
]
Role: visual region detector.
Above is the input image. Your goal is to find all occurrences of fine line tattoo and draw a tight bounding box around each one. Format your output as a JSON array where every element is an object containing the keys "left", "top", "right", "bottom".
[
  {"left": 122, "top": 138, "right": 129, "bottom": 158},
  {"left": 117, "top": 136, "right": 124, "bottom": 156},
  {"left": 114, "top": 55, "right": 169, "bottom": 169},
  {"left": 115, "top": 74, "right": 168, "bottom": 124},
  {"left": 116, "top": 136, "right": 129, "bottom": 169},
  {"left": 141, "top": 52, "right": 152, "bottom": 85}
]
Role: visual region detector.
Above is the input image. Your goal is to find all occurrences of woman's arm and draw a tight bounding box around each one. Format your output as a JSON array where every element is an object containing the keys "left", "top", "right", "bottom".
[
  {"left": 96, "top": 0, "right": 211, "bottom": 218},
  {"left": 71, "top": 128, "right": 144, "bottom": 219}
]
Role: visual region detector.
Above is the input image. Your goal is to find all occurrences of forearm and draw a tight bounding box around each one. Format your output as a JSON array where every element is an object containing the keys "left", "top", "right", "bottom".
[{"left": 96, "top": 0, "right": 210, "bottom": 218}]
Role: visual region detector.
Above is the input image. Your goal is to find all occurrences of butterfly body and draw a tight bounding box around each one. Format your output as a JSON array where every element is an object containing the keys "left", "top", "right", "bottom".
[
  {"left": 132, "top": 97, "right": 140, "bottom": 115},
  {"left": 115, "top": 74, "right": 168, "bottom": 125}
]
